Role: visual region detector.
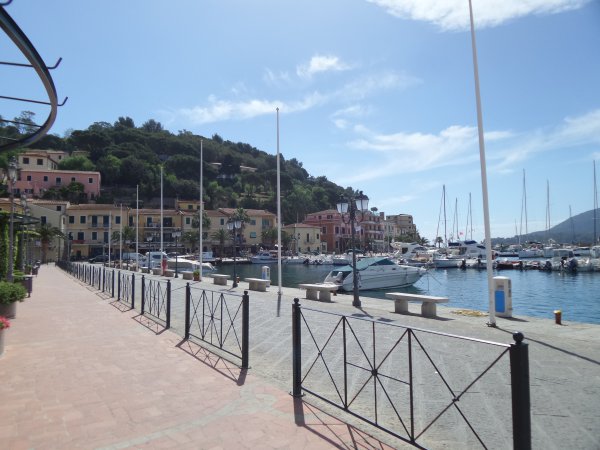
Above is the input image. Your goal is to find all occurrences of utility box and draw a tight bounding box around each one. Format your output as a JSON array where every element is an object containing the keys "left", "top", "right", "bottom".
[
  {"left": 493, "top": 276, "right": 512, "bottom": 318},
  {"left": 261, "top": 266, "right": 271, "bottom": 287}
]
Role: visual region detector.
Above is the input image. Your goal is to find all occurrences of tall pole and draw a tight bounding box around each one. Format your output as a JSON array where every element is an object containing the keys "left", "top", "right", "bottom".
[
  {"left": 468, "top": 0, "right": 495, "bottom": 326},
  {"left": 136, "top": 185, "right": 139, "bottom": 269},
  {"left": 108, "top": 211, "right": 112, "bottom": 267},
  {"left": 594, "top": 160, "right": 597, "bottom": 244},
  {"left": 199, "top": 139, "right": 203, "bottom": 278},
  {"left": 160, "top": 165, "right": 164, "bottom": 255},
  {"left": 119, "top": 203, "right": 123, "bottom": 262},
  {"left": 7, "top": 177, "right": 15, "bottom": 282},
  {"left": 276, "top": 108, "right": 282, "bottom": 296}
]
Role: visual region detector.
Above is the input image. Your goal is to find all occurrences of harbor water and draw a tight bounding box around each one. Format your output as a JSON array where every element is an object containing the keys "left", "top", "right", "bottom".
[{"left": 213, "top": 262, "right": 600, "bottom": 325}]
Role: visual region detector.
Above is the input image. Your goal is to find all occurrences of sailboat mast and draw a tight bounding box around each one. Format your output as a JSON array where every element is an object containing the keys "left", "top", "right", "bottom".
[
  {"left": 465, "top": 192, "right": 473, "bottom": 240},
  {"left": 443, "top": 185, "right": 447, "bottom": 245},
  {"left": 594, "top": 160, "right": 598, "bottom": 244},
  {"left": 546, "top": 180, "right": 550, "bottom": 242}
]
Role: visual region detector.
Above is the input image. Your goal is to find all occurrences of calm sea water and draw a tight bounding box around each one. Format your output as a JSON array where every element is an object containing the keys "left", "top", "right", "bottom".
[{"left": 215, "top": 262, "right": 600, "bottom": 325}]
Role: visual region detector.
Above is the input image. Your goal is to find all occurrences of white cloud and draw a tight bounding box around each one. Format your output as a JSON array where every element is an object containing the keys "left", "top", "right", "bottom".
[
  {"left": 297, "top": 55, "right": 351, "bottom": 79},
  {"left": 177, "top": 92, "right": 327, "bottom": 124},
  {"left": 367, "top": 0, "right": 590, "bottom": 31},
  {"left": 337, "top": 71, "right": 421, "bottom": 100}
]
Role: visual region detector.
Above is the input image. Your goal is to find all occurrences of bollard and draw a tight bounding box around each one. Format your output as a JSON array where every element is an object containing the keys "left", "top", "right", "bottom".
[
  {"left": 292, "top": 298, "right": 303, "bottom": 397},
  {"left": 510, "top": 332, "right": 531, "bottom": 450},
  {"left": 554, "top": 310, "right": 562, "bottom": 325}
]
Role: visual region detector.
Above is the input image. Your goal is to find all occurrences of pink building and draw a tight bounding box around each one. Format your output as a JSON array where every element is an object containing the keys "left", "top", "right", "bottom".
[{"left": 15, "top": 169, "right": 101, "bottom": 201}]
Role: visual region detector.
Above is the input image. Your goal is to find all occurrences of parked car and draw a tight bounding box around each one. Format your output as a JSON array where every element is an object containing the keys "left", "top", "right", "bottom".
[{"left": 89, "top": 255, "right": 109, "bottom": 264}]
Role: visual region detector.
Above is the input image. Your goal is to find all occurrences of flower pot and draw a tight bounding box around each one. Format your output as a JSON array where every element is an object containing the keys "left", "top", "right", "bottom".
[{"left": 0, "top": 302, "right": 17, "bottom": 319}]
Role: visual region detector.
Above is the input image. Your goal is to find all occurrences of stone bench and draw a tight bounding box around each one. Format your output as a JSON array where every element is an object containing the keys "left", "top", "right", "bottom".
[
  {"left": 152, "top": 267, "right": 162, "bottom": 276},
  {"left": 245, "top": 277, "right": 269, "bottom": 292},
  {"left": 385, "top": 293, "right": 449, "bottom": 318},
  {"left": 298, "top": 283, "right": 339, "bottom": 302},
  {"left": 141, "top": 266, "right": 150, "bottom": 274},
  {"left": 163, "top": 269, "right": 174, "bottom": 277},
  {"left": 182, "top": 271, "right": 194, "bottom": 280},
  {"left": 212, "top": 274, "right": 230, "bottom": 286}
]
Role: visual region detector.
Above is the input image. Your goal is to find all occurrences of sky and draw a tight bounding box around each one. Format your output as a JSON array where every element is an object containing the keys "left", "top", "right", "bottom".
[{"left": 3, "top": 0, "right": 600, "bottom": 243}]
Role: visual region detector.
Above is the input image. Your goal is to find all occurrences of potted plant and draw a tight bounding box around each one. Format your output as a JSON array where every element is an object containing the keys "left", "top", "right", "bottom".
[
  {"left": 0, "top": 281, "right": 27, "bottom": 319},
  {"left": 0, "top": 316, "right": 10, "bottom": 357},
  {"left": 193, "top": 269, "right": 200, "bottom": 281}
]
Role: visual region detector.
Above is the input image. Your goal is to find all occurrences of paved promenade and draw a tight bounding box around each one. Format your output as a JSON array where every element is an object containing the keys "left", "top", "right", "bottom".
[{"left": 1, "top": 264, "right": 599, "bottom": 449}]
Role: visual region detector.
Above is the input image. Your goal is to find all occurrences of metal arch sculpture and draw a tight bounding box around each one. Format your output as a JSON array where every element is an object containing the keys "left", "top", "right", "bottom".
[{"left": 0, "top": 4, "right": 67, "bottom": 152}]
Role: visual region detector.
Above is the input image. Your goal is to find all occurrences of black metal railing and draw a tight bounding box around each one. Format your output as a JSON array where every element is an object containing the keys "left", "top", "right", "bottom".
[
  {"left": 292, "top": 299, "right": 530, "bottom": 450},
  {"left": 141, "top": 276, "right": 171, "bottom": 329},
  {"left": 185, "top": 284, "right": 249, "bottom": 369},
  {"left": 116, "top": 271, "right": 135, "bottom": 309}
]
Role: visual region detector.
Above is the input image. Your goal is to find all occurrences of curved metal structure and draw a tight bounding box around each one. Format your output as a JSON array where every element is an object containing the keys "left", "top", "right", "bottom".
[{"left": 0, "top": 4, "right": 65, "bottom": 152}]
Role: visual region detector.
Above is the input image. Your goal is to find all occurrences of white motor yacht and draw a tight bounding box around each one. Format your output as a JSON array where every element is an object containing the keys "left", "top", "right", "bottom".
[{"left": 323, "top": 257, "right": 426, "bottom": 291}]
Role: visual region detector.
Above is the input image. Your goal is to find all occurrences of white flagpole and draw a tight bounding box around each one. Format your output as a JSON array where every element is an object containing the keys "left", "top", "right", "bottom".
[
  {"left": 119, "top": 203, "right": 123, "bottom": 262},
  {"left": 199, "top": 139, "right": 203, "bottom": 279},
  {"left": 136, "top": 185, "right": 139, "bottom": 269},
  {"left": 108, "top": 211, "right": 112, "bottom": 267},
  {"left": 468, "top": 0, "right": 495, "bottom": 327},
  {"left": 160, "top": 165, "right": 164, "bottom": 254},
  {"left": 276, "top": 108, "right": 282, "bottom": 296}
]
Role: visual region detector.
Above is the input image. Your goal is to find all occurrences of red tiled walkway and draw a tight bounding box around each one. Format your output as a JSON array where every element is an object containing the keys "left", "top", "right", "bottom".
[{"left": 0, "top": 265, "right": 397, "bottom": 449}]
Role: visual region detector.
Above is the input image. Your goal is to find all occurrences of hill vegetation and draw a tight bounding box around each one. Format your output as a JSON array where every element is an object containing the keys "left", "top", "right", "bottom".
[{"left": 1, "top": 115, "right": 355, "bottom": 225}]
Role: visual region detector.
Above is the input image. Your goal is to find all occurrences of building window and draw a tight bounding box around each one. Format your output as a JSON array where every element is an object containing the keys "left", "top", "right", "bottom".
[
  {"left": 116, "top": 216, "right": 121, "bottom": 225},
  {"left": 316, "top": 233, "right": 320, "bottom": 239},
  {"left": 80, "top": 216, "right": 86, "bottom": 224},
  {"left": 88, "top": 178, "right": 93, "bottom": 183},
  {"left": 43, "top": 175, "right": 48, "bottom": 181},
  {"left": 103, "top": 232, "right": 109, "bottom": 243},
  {"left": 37, "top": 158, "right": 43, "bottom": 165},
  {"left": 251, "top": 219, "right": 256, "bottom": 226},
  {"left": 56, "top": 177, "right": 62, "bottom": 185},
  {"left": 188, "top": 204, "right": 193, "bottom": 210},
  {"left": 322, "top": 227, "right": 326, "bottom": 234},
  {"left": 185, "top": 217, "right": 191, "bottom": 225},
  {"left": 77, "top": 232, "right": 84, "bottom": 241},
  {"left": 220, "top": 218, "right": 224, "bottom": 225},
  {"left": 327, "top": 215, "right": 332, "bottom": 219},
  {"left": 92, "top": 231, "right": 98, "bottom": 240},
  {"left": 25, "top": 175, "right": 31, "bottom": 181},
  {"left": 335, "top": 226, "right": 339, "bottom": 234},
  {"left": 41, "top": 216, "right": 47, "bottom": 225},
  {"left": 71, "top": 177, "right": 76, "bottom": 182},
  {"left": 23, "top": 157, "right": 29, "bottom": 164},
  {"left": 103, "top": 215, "right": 109, "bottom": 226},
  {"left": 69, "top": 216, "right": 74, "bottom": 224},
  {"left": 250, "top": 231, "right": 256, "bottom": 238},
  {"left": 56, "top": 205, "right": 62, "bottom": 211}
]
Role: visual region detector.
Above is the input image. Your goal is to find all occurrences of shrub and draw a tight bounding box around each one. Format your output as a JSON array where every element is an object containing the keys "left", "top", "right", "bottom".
[{"left": 0, "top": 281, "right": 27, "bottom": 305}]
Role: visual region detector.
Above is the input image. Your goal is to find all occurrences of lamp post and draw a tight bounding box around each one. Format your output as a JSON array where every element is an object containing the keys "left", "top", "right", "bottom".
[
  {"left": 336, "top": 191, "right": 369, "bottom": 307},
  {"left": 172, "top": 229, "right": 181, "bottom": 278},
  {"left": 6, "top": 157, "right": 18, "bottom": 282},
  {"left": 227, "top": 218, "right": 242, "bottom": 288}
]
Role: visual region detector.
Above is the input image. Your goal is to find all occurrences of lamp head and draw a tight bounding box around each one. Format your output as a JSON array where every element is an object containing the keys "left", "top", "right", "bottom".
[
  {"left": 356, "top": 191, "right": 369, "bottom": 212},
  {"left": 336, "top": 197, "right": 349, "bottom": 214}
]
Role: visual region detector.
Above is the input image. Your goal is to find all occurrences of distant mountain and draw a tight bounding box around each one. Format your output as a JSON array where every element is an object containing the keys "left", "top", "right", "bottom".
[{"left": 493, "top": 208, "right": 600, "bottom": 246}]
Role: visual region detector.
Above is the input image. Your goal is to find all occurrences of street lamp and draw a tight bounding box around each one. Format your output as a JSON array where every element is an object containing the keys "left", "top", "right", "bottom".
[
  {"left": 226, "top": 218, "right": 242, "bottom": 288},
  {"left": 6, "top": 157, "right": 18, "bottom": 282},
  {"left": 336, "top": 191, "right": 369, "bottom": 307},
  {"left": 172, "top": 229, "right": 181, "bottom": 278}
]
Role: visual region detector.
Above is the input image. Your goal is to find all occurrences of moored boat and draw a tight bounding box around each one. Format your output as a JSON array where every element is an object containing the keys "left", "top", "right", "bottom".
[{"left": 323, "top": 257, "right": 426, "bottom": 291}]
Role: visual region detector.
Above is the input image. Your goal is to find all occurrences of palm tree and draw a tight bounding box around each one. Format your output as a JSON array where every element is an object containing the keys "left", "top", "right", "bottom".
[
  {"left": 211, "top": 229, "right": 228, "bottom": 257},
  {"left": 182, "top": 231, "right": 199, "bottom": 253},
  {"left": 36, "top": 224, "right": 64, "bottom": 263},
  {"left": 261, "top": 227, "right": 277, "bottom": 248},
  {"left": 435, "top": 236, "right": 444, "bottom": 248}
]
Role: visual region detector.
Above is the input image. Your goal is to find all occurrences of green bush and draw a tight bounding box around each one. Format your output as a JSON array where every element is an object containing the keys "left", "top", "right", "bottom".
[{"left": 0, "top": 281, "right": 27, "bottom": 304}]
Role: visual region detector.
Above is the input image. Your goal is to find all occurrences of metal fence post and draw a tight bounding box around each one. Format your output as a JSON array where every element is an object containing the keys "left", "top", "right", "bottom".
[
  {"left": 131, "top": 273, "right": 135, "bottom": 309},
  {"left": 241, "top": 291, "right": 249, "bottom": 369},
  {"left": 166, "top": 280, "right": 171, "bottom": 329},
  {"left": 111, "top": 269, "right": 115, "bottom": 297},
  {"left": 117, "top": 271, "right": 121, "bottom": 301},
  {"left": 102, "top": 267, "right": 105, "bottom": 292},
  {"left": 510, "top": 332, "right": 531, "bottom": 450},
  {"left": 141, "top": 275, "right": 146, "bottom": 314},
  {"left": 184, "top": 283, "right": 191, "bottom": 340},
  {"left": 292, "top": 298, "right": 303, "bottom": 397}
]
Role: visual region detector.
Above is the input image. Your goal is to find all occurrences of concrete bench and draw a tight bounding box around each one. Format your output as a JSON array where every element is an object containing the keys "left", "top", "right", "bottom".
[
  {"left": 182, "top": 271, "right": 194, "bottom": 280},
  {"left": 212, "top": 274, "right": 230, "bottom": 286},
  {"left": 151, "top": 268, "right": 162, "bottom": 276},
  {"left": 245, "top": 277, "right": 269, "bottom": 292},
  {"left": 163, "top": 269, "right": 174, "bottom": 277},
  {"left": 141, "top": 266, "right": 150, "bottom": 274},
  {"left": 385, "top": 293, "right": 449, "bottom": 318},
  {"left": 298, "top": 283, "right": 339, "bottom": 302}
]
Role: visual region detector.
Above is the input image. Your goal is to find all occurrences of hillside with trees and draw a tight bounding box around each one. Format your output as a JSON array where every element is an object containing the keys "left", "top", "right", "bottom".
[{"left": 1, "top": 114, "right": 354, "bottom": 224}]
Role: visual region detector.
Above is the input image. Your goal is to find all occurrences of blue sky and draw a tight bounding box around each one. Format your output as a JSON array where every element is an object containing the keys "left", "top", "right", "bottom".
[{"left": 3, "top": 0, "right": 600, "bottom": 242}]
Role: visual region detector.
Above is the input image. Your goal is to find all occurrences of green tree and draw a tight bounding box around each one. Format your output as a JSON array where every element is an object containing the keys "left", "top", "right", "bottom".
[
  {"left": 211, "top": 229, "right": 228, "bottom": 257},
  {"left": 182, "top": 231, "right": 199, "bottom": 253},
  {"left": 58, "top": 155, "right": 95, "bottom": 171},
  {"left": 36, "top": 224, "right": 64, "bottom": 263}
]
